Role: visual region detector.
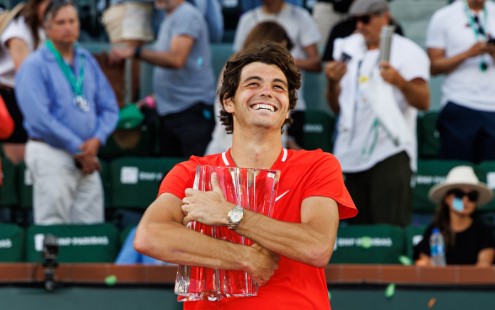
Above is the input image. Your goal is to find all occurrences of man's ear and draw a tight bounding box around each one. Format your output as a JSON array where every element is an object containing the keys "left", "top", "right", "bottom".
[{"left": 224, "top": 97, "right": 235, "bottom": 113}]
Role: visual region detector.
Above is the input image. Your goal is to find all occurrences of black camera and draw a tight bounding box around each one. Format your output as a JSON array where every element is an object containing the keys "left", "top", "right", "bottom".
[{"left": 42, "top": 234, "right": 59, "bottom": 292}]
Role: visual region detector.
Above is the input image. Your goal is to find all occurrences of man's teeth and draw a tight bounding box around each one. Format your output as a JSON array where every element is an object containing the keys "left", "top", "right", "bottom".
[{"left": 253, "top": 104, "right": 275, "bottom": 112}]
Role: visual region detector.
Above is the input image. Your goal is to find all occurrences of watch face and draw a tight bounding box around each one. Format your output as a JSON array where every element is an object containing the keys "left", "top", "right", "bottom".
[{"left": 231, "top": 211, "right": 243, "bottom": 222}]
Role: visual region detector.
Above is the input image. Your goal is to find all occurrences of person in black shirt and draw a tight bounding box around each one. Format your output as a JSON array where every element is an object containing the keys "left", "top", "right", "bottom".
[{"left": 414, "top": 166, "right": 495, "bottom": 266}]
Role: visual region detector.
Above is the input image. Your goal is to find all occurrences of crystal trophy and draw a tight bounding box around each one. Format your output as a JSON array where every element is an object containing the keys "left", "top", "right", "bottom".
[{"left": 174, "top": 165, "right": 280, "bottom": 301}]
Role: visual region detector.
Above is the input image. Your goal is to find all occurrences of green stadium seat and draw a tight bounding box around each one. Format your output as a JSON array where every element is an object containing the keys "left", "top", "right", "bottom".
[
  {"left": 0, "top": 157, "right": 18, "bottom": 207},
  {"left": 110, "top": 157, "right": 184, "bottom": 209},
  {"left": 100, "top": 160, "right": 112, "bottom": 208},
  {"left": 404, "top": 225, "right": 426, "bottom": 261},
  {"left": 413, "top": 159, "right": 471, "bottom": 213},
  {"left": 429, "top": 76, "right": 444, "bottom": 111},
  {"left": 474, "top": 162, "right": 495, "bottom": 211},
  {"left": 302, "top": 71, "right": 328, "bottom": 111},
  {"left": 98, "top": 124, "right": 158, "bottom": 160},
  {"left": 0, "top": 223, "right": 24, "bottom": 262},
  {"left": 303, "top": 109, "right": 335, "bottom": 153},
  {"left": 210, "top": 43, "right": 234, "bottom": 80},
  {"left": 25, "top": 223, "right": 119, "bottom": 263},
  {"left": 417, "top": 111, "right": 440, "bottom": 159},
  {"left": 330, "top": 224, "right": 405, "bottom": 264}
]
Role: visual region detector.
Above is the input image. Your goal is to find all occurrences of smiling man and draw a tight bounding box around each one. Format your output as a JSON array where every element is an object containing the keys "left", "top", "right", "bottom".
[{"left": 134, "top": 42, "right": 357, "bottom": 309}]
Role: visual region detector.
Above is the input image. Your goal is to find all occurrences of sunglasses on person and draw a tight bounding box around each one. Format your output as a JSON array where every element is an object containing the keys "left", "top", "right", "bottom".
[
  {"left": 447, "top": 189, "right": 479, "bottom": 202},
  {"left": 353, "top": 15, "right": 372, "bottom": 25}
]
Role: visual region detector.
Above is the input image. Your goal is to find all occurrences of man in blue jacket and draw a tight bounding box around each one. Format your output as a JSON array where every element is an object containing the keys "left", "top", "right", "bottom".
[{"left": 16, "top": 1, "right": 119, "bottom": 225}]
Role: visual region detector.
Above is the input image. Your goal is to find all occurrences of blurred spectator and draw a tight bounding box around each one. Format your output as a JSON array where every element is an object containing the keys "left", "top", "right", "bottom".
[
  {"left": 152, "top": 0, "right": 224, "bottom": 43},
  {"left": 414, "top": 166, "right": 495, "bottom": 266},
  {"left": 233, "top": 0, "right": 322, "bottom": 150},
  {"left": 206, "top": 21, "right": 293, "bottom": 155},
  {"left": 427, "top": 0, "right": 495, "bottom": 164},
  {"left": 0, "top": 0, "right": 51, "bottom": 165},
  {"left": 101, "top": 0, "right": 154, "bottom": 107},
  {"left": 321, "top": 3, "right": 403, "bottom": 62},
  {"left": 312, "top": 0, "right": 354, "bottom": 49},
  {"left": 190, "top": 0, "right": 224, "bottom": 43},
  {"left": 111, "top": 0, "right": 216, "bottom": 157},
  {"left": 325, "top": 0, "right": 430, "bottom": 227},
  {"left": 102, "top": 0, "right": 155, "bottom": 47},
  {"left": 0, "top": 95, "right": 14, "bottom": 140},
  {"left": 15, "top": 1, "right": 119, "bottom": 225}
]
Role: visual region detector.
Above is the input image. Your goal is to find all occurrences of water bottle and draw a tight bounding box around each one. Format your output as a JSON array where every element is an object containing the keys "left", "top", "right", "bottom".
[{"left": 430, "top": 228, "right": 446, "bottom": 266}]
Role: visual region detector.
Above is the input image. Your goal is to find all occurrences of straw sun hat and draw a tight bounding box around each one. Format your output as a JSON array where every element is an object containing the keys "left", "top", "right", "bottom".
[{"left": 428, "top": 166, "right": 494, "bottom": 206}]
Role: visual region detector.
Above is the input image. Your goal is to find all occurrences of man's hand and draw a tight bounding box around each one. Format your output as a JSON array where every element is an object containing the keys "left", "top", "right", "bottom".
[
  {"left": 79, "top": 138, "right": 100, "bottom": 158},
  {"left": 108, "top": 45, "right": 135, "bottom": 64},
  {"left": 181, "top": 172, "right": 233, "bottom": 226},
  {"left": 246, "top": 243, "right": 280, "bottom": 286},
  {"left": 74, "top": 156, "right": 101, "bottom": 175},
  {"left": 325, "top": 61, "right": 347, "bottom": 83},
  {"left": 379, "top": 61, "right": 406, "bottom": 87},
  {"left": 466, "top": 41, "right": 492, "bottom": 58},
  {"left": 487, "top": 43, "right": 495, "bottom": 61}
]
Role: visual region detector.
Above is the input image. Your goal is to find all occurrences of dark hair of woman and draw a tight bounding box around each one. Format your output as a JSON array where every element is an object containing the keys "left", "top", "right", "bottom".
[
  {"left": 22, "top": 0, "right": 51, "bottom": 48},
  {"left": 433, "top": 200, "right": 455, "bottom": 247}
]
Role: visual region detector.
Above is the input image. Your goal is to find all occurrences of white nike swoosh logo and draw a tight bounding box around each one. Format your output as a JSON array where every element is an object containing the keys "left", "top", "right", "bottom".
[{"left": 275, "top": 190, "right": 290, "bottom": 202}]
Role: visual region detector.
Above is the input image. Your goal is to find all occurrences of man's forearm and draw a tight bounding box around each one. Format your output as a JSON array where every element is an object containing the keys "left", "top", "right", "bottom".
[
  {"left": 234, "top": 200, "right": 339, "bottom": 268},
  {"left": 397, "top": 78, "right": 430, "bottom": 111},
  {"left": 139, "top": 49, "right": 185, "bottom": 69}
]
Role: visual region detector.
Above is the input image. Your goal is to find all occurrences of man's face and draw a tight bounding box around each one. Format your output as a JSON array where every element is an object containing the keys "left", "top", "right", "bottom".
[
  {"left": 262, "top": 0, "right": 284, "bottom": 7},
  {"left": 45, "top": 5, "right": 80, "bottom": 45},
  {"left": 354, "top": 12, "right": 389, "bottom": 48},
  {"left": 224, "top": 62, "right": 290, "bottom": 131},
  {"left": 469, "top": 0, "right": 486, "bottom": 7}
]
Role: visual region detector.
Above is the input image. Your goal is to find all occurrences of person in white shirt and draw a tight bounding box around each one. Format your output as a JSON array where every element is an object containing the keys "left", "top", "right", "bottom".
[
  {"left": 325, "top": 0, "right": 430, "bottom": 227},
  {"left": 427, "top": 0, "right": 495, "bottom": 163}
]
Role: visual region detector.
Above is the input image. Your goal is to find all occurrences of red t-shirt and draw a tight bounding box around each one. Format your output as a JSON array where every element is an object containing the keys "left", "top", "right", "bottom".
[{"left": 159, "top": 148, "right": 357, "bottom": 310}]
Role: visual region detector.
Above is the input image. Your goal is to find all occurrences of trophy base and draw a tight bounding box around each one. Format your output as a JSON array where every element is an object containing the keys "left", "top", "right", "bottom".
[{"left": 176, "top": 290, "right": 223, "bottom": 302}]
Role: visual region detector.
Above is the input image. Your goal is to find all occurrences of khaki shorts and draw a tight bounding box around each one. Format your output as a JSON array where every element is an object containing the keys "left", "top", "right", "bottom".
[{"left": 102, "top": 2, "right": 154, "bottom": 43}]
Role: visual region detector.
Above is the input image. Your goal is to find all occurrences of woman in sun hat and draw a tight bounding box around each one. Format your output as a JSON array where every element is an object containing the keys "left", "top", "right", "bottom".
[{"left": 414, "top": 165, "right": 495, "bottom": 266}]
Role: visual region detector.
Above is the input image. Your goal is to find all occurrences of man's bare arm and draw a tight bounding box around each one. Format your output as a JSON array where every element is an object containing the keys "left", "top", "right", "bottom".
[
  {"left": 428, "top": 44, "right": 491, "bottom": 75},
  {"left": 237, "top": 196, "right": 339, "bottom": 267},
  {"left": 139, "top": 35, "right": 194, "bottom": 69},
  {"left": 134, "top": 193, "right": 279, "bottom": 284},
  {"left": 294, "top": 44, "right": 322, "bottom": 72},
  {"left": 182, "top": 176, "right": 339, "bottom": 268}
]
